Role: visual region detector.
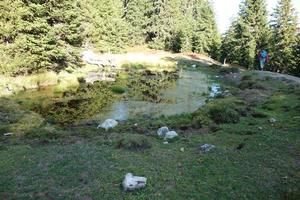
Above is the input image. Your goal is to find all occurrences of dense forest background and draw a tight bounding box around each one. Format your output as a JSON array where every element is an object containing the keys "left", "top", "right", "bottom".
[{"left": 0, "top": 0, "right": 299, "bottom": 76}]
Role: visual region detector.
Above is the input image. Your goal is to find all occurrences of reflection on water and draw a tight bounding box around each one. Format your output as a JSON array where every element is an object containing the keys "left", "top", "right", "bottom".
[
  {"left": 11, "top": 70, "right": 219, "bottom": 124},
  {"left": 93, "top": 70, "right": 218, "bottom": 121}
]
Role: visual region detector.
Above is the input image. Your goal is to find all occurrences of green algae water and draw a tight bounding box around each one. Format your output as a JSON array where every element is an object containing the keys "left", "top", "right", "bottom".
[{"left": 11, "top": 69, "right": 218, "bottom": 125}]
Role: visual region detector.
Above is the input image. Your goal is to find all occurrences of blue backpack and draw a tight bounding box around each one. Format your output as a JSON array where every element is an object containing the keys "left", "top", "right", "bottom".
[{"left": 260, "top": 50, "right": 267, "bottom": 58}]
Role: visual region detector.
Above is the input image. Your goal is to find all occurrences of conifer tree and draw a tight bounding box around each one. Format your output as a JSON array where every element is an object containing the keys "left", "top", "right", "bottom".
[
  {"left": 269, "top": 0, "right": 298, "bottom": 73},
  {"left": 123, "top": 0, "right": 150, "bottom": 45},
  {"left": 80, "top": 0, "right": 128, "bottom": 52},
  {"left": 292, "top": 37, "right": 300, "bottom": 76},
  {"left": 0, "top": 0, "right": 83, "bottom": 75},
  {"left": 221, "top": 0, "right": 269, "bottom": 68}
]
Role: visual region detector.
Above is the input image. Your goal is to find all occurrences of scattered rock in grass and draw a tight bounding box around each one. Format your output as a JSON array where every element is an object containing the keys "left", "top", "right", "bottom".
[
  {"left": 258, "top": 126, "right": 263, "bottom": 130},
  {"left": 122, "top": 173, "right": 147, "bottom": 191},
  {"left": 236, "top": 143, "right": 245, "bottom": 150},
  {"left": 192, "top": 64, "right": 197, "bottom": 68},
  {"left": 97, "top": 119, "right": 118, "bottom": 130},
  {"left": 163, "top": 141, "right": 169, "bottom": 144},
  {"left": 268, "top": 118, "right": 277, "bottom": 123},
  {"left": 157, "top": 126, "right": 169, "bottom": 137},
  {"left": 180, "top": 147, "right": 185, "bottom": 152},
  {"left": 3, "top": 133, "right": 13, "bottom": 136},
  {"left": 164, "top": 131, "right": 178, "bottom": 140},
  {"left": 200, "top": 144, "right": 216, "bottom": 153}
]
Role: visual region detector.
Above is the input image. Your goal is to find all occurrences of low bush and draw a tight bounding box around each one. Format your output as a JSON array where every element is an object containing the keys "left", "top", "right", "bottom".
[
  {"left": 238, "top": 80, "right": 265, "bottom": 90},
  {"left": 194, "top": 97, "right": 246, "bottom": 124},
  {"left": 117, "top": 134, "right": 152, "bottom": 151},
  {"left": 241, "top": 74, "right": 252, "bottom": 81},
  {"left": 219, "top": 67, "right": 240, "bottom": 75},
  {"left": 111, "top": 86, "right": 126, "bottom": 94}
]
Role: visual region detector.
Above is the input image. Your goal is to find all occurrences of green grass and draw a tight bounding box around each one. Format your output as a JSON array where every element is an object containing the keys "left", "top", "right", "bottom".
[{"left": 0, "top": 68, "right": 300, "bottom": 199}]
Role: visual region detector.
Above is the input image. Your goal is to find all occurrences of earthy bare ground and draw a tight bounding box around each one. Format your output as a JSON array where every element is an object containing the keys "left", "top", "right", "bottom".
[{"left": 95, "top": 47, "right": 220, "bottom": 67}]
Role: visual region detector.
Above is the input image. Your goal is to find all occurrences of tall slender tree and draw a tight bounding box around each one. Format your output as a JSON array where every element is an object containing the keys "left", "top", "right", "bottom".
[
  {"left": 0, "top": 0, "right": 83, "bottom": 75},
  {"left": 221, "top": 0, "right": 270, "bottom": 68},
  {"left": 269, "top": 0, "right": 298, "bottom": 73}
]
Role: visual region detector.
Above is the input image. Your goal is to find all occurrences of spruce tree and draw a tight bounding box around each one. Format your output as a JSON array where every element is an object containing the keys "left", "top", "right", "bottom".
[
  {"left": 123, "top": 0, "right": 150, "bottom": 45},
  {"left": 222, "top": 0, "right": 269, "bottom": 68},
  {"left": 221, "top": 20, "right": 240, "bottom": 64},
  {"left": 292, "top": 37, "right": 300, "bottom": 76},
  {"left": 80, "top": 0, "right": 128, "bottom": 52},
  {"left": 269, "top": 0, "right": 298, "bottom": 73},
  {"left": 0, "top": 0, "right": 83, "bottom": 75}
]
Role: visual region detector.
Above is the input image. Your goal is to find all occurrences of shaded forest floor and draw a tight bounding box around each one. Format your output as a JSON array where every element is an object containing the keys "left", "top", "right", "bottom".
[{"left": 0, "top": 54, "right": 300, "bottom": 199}]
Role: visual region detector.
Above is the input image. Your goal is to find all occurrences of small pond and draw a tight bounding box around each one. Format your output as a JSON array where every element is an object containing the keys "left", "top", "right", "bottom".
[
  {"left": 11, "top": 69, "right": 219, "bottom": 125},
  {"left": 93, "top": 70, "right": 218, "bottom": 121}
]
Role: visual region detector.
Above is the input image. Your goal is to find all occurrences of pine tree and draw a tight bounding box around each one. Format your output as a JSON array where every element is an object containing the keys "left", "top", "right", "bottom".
[
  {"left": 191, "top": 0, "right": 221, "bottom": 58},
  {"left": 269, "top": 0, "right": 298, "bottom": 73},
  {"left": 292, "top": 37, "right": 300, "bottom": 76},
  {"left": 0, "top": 0, "right": 83, "bottom": 75},
  {"left": 221, "top": 0, "right": 270, "bottom": 68},
  {"left": 80, "top": 0, "right": 128, "bottom": 52},
  {"left": 221, "top": 20, "right": 240, "bottom": 64},
  {"left": 123, "top": 0, "right": 150, "bottom": 45}
]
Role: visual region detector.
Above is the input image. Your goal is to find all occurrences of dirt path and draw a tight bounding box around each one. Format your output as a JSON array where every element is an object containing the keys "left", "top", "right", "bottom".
[
  {"left": 254, "top": 70, "right": 300, "bottom": 84},
  {"left": 83, "top": 48, "right": 220, "bottom": 68}
]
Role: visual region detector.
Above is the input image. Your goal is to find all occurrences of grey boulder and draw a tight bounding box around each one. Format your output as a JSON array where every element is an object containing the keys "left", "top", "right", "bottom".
[
  {"left": 200, "top": 144, "right": 216, "bottom": 153},
  {"left": 122, "top": 173, "right": 147, "bottom": 191},
  {"left": 157, "top": 126, "right": 169, "bottom": 137},
  {"left": 97, "top": 119, "right": 118, "bottom": 130}
]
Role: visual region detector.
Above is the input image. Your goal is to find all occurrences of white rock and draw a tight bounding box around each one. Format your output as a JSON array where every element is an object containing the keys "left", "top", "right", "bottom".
[
  {"left": 191, "top": 64, "right": 197, "bottom": 68},
  {"left": 97, "top": 119, "right": 118, "bottom": 130},
  {"left": 164, "top": 131, "right": 178, "bottom": 140},
  {"left": 200, "top": 144, "right": 216, "bottom": 153},
  {"left": 3, "top": 133, "right": 13, "bottom": 136},
  {"left": 122, "top": 173, "right": 147, "bottom": 191},
  {"left": 157, "top": 126, "right": 169, "bottom": 137},
  {"left": 163, "top": 141, "right": 169, "bottom": 144},
  {"left": 269, "top": 118, "right": 277, "bottom": 123}
]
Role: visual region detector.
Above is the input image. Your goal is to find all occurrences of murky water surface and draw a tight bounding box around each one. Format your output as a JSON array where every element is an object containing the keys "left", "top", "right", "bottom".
[{"left": 12, "top": 70, "right": 219, "bottom": 124}]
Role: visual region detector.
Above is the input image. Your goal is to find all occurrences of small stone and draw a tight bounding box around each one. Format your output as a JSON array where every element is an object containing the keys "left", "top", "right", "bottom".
[
  {"left": 180, "top": 147, "right": 185, "bottom": 152},
  {"left": 122, "top": 173, "right": 147, "bottom": 191},
  {"left": 191, "top": 64, "right": 197, "bottom": 68},
  {"left": 200, "top": 144, "right": 216, "bottom": 153},
  {"left": 134, "top": 123, "right": 138, "bottom": 126},
  {"left": 268, "top": 118, "right": 277, "bottom": 123},
  {"left": 3, "top": 133, "right": 13, "bottom": 136},
  {"left": 258, "top": 127, "right": 263, "bottom": 130},
  {"left": 157, "top": 126, "right": 169, "bottom": 137},
  {"left": 97, "top": 119, "right": 118, "bottom": 130},
  {"left": 163, "top": 141, "right": 169, "bottom": 144},
  {"left": 164, "top": 131, "right": 178, "bottom": 140}
]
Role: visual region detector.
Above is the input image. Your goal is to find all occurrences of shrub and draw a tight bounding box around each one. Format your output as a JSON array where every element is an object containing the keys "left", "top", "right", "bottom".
[
  {"left": 203, "top": 97, "right": 246, "bottom": 124},
  {"left": 117, "top": 134, "right": 151, "bottom": 151},
  {"left": 208, "top": 106, "right": 240, "bottom": 124},
  {"left": 238, "top": 80, "right": 265, "bottom": 90},
  {"left": 192, "top": 113, "right": 211, "bottom": 128},
  {"left": 111, "top": 86, "right": 126, "bottom": 94},
  {"left": 241, "top": 74, "right": 252, "bottom": 81},
  {"left": 219, "top": 67, "right": 240, "bottom": 75},
  {"left": 251, "top": 111, "right": 268, "bottom": 118}
]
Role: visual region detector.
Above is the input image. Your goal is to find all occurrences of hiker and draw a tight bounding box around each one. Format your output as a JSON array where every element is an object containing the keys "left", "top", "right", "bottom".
[{"left": 258, "top": 49, "right": 269, "bottom": 71}]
